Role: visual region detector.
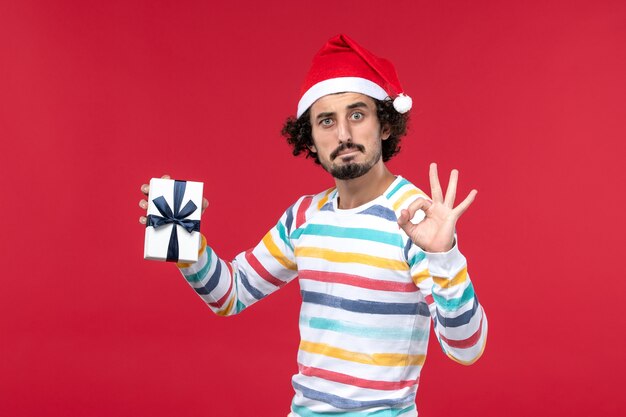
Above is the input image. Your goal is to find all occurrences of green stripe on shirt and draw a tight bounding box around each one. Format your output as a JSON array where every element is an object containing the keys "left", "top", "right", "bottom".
[
  {"left": 184, "top": 247, "right": 214, "bottom": 282},
  {"left": 276, "top": 220, "right": 294, "bottom": 251},
  {"left": 432, "top": 282, "right": 475, "bottom": 311},
  {"left": 291, "top": 224, "right": 404, "bottom": 248},
  {"left": 301, "top": 315, "right": 428, "bottom": 342},
  {"left": 385, "top": 178, "right": 411, "bottom": 199},
  {"left": 291, "top": 402, "right": 415, "bottom": 417}
]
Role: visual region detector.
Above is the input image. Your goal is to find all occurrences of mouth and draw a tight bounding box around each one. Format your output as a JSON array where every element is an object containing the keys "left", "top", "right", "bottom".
[
  {"left": 337, "top": 149, "right": 359, "bottom": 158},
  {"left": 331, "top": 143, "right": 365, "bottom": 160}
]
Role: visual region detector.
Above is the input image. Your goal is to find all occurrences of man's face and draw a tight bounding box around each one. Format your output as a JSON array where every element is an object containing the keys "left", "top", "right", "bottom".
[{"left": 309, "top": 92, "right": 390, "bottom": 180}]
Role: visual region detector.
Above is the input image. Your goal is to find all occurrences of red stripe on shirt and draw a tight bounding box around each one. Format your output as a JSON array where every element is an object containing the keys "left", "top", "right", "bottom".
[
  {"left": 299, "top": 364, "right": 418, "bottom": 391},
  {"left": 209, "top": 262, "right": 234, "bottom": 308},
  {"left": 440, "top": 315, "right": 483, "bottom": 349},
  {"left": 245, "top": 250, "right": 286, "bottom": 288},
  {"left": 296, "top": 196, "right": 313, "bottom": 229},
  {"left": 299, "top": 269, "right": 417, "bottom": 293}
]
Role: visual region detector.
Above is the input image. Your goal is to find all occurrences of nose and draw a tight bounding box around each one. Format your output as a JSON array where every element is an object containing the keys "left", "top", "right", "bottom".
[{"left": 336, "top": 119, "right": 352, "bottom": 143}]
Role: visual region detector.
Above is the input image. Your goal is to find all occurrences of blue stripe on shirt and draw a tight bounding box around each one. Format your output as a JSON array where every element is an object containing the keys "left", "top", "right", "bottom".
[
  {"left": 285, "top": 202, "right": 296, "bottom": 232},
  {"left": 240, "top": 269, "right": 266, "bottom": 300},
  {"left": 357, "top": 205, "right": 398, "bottom": 222},
  {"left": 193, "top": 258, "right": 222, "bottom": 295},
  {"left": 293, "top": 381, "right": 415, "bottom": 409},
  {"left": 301, "top": 291, "right": 429, "bottom": 316},
  {"left": 435, "top": 295, "right": 479, "bottom": 328}
]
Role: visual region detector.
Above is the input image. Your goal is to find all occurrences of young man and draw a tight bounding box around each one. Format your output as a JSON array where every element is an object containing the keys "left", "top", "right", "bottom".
[{"left": 139, "top": 34, "right": 487, "bottom": 417}]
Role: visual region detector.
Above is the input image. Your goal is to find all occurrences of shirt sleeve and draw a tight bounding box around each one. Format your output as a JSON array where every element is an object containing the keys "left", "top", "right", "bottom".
[
  {"left": 407, "top": 237, "right": 488, "bottom": 365},
  {"left": 176, "top": 204, "right": 299, "bottom": 316}
]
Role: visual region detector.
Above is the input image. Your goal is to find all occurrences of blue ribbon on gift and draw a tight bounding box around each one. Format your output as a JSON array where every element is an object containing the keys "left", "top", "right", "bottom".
[{"left": 146, "top": 180, "right": 200, "bottom": 262}]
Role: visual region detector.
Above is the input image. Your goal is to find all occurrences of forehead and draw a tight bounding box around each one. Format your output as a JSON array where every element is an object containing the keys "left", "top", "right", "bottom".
[{"left": 309, "top": 92, "right": 376, "bottom": 116}]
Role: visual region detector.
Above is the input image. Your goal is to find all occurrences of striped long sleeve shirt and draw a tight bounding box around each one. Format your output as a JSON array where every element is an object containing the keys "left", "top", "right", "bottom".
[{"left": 178, "top": 176, "right": 487, "bottom": 417}]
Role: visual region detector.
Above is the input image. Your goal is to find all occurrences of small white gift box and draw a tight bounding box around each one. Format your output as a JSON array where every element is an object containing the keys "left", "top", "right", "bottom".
[{"left": 144, "top": 178, "right": 203, "bottom": 263}]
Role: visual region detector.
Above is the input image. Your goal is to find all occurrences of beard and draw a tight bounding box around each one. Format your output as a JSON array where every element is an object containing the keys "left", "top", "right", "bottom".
[{"left": 321, "top": 142, "right": 382, "bottom": 180}]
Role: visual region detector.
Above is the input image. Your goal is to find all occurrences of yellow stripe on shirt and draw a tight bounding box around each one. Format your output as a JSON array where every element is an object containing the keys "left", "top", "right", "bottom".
[
  {"left": 412, "top": 268, "right": 431, "bottom": 286},
  {"left": 300, "top": 340, "right": 425, "bottom": 367},
  {"left": 317, "top": 188, "right": 335, "bottom": 210},
  {"left": 177, "top": 234, "right": 208, "bottom": 268},
  {"left": 216, "top": 295, "right": 236, "bottom": 316},
  {"left": 433, "top": 267, "right": 468, "bottom": 289},
  {"left": 296, "top": 247, "right": 409, "bottom": 271},
  {"left": 262, "top": 232, "right": 297, "bottom": 270},
  {"left": 392, "top": 189, "right": 427, "bottom": 211}
]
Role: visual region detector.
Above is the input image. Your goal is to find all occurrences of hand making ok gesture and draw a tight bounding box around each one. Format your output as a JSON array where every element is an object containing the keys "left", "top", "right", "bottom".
[{"left": 397, "top": 163, "right": 477, "bottom": 253}]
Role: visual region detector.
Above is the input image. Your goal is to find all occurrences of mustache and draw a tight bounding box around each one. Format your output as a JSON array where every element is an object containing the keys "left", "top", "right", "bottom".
[{"left": 330, "top": 142, "right": 365, "bottom": 160}]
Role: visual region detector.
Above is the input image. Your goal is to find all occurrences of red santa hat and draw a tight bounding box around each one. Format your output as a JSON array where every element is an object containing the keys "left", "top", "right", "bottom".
[{"left": 297, "top": 34, "right": 412, "bottom": 118}]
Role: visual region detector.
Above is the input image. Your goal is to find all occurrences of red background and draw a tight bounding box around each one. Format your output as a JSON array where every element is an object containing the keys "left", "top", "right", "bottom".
[{"left": 1, "top": 1, "right": 624, "bottom": 416}]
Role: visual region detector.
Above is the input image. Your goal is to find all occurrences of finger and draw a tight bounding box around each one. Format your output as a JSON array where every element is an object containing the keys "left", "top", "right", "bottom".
[
  {"left": 139, "top": 199, "right": 148, "bottom": 210},
  {"left": 139, "top": 216, "right": 147, "bottom": 225},
  {"left": 142, "top": 175, "right": 170, "bottom": 195},
  {"left": 444, "top": 169, "right": 458, "bottom": 208},
  {"left": 452, "top": 189, "right": 477, "bottom": 218},
  {"left": 408, "top": 196, "right": 433, "bottom": 215},
  {"left": 429, "top": 163, "right": 444, "bottom": 203},
  {"left": 201, "top": 198, "right": 209, "bottom": 214},
  {"left": 399, "top": 197, "right": 433, "bottom": 227}
]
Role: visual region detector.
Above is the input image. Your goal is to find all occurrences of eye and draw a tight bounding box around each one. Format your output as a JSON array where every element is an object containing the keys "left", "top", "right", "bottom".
[
  {"left": 320, "top": 118, "right": 334, "bottom": 127},
  {"left": 350, "top": 111, "right": 364, "bottom": 121}
]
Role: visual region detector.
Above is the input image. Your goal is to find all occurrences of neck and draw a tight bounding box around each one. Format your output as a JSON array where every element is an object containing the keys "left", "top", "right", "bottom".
[{"left": 334, "top": 161, "right": 396, "bottom": 209}]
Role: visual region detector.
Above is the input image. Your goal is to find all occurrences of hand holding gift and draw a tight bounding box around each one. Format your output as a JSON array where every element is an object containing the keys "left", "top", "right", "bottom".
[{"left": 139, "top": 175, "right": 209, "bottom": 263}]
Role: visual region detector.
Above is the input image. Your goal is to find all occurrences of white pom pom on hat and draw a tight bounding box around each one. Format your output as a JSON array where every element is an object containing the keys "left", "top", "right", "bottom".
[
  {"left": 297, "top": 34, "right": 412, "bottom": 118},
  {"left": 393, "top": 93, "right": 413, "bottom": 114}
]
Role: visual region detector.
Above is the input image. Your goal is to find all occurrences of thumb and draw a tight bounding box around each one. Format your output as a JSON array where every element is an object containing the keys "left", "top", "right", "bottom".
[{"left": 397, "top": 209, "right": 417, "bottom": 236}]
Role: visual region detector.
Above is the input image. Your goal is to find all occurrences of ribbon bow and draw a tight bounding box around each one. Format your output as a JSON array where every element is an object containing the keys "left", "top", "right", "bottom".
[{"left": 146, "top": 180, "right": 200, "bottom": 262}]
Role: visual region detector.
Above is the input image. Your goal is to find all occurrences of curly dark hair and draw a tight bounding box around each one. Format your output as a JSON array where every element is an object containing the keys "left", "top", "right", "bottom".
[{"left": 281, "top": 98, "right": 409, "bottom": 164}]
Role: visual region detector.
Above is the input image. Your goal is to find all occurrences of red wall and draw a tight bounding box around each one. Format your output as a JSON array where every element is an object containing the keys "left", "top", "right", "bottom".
[{"left": 1, "top": 1, "right": 624, "bottom": 416}]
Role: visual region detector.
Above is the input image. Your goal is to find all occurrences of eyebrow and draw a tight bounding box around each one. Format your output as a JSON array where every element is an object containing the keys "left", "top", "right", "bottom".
[
  {"left": 346, "top": 101, "right": 369, "bottom": 110},
  {"left": 315, "top": 111, "right": 335, "bottom": 121},
  {"left": 314, "top": 101, "right": 370, "bottom": 121}
]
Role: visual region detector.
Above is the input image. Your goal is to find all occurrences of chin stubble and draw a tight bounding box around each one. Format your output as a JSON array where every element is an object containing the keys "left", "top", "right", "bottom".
[{"left": 326, "top": 144, "right": 382, "bottom": 180}]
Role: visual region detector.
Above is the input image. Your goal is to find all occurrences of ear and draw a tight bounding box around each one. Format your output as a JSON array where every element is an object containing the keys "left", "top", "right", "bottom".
[
  {"left": 381, "top": 124, "right": 391, "bottom": 141},
  {"left": 307, "top": 142, "right": 317, "bottom": 153}
]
